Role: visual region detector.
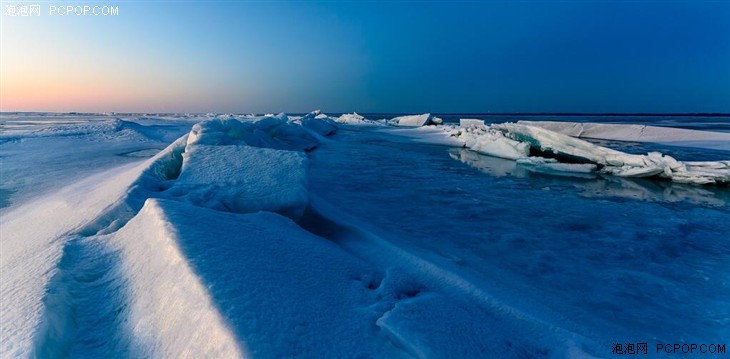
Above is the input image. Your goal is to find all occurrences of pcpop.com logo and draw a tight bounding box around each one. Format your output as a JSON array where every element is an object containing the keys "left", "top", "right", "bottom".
[
  {"left": 3, "top": 4, "right": 119, "bottom": 17},
  {"left": 49, "top": 5, "right": 119, "bottom": 16}
]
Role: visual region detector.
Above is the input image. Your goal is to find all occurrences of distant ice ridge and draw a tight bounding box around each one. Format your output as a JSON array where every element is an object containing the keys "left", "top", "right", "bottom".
[
  {"left": 333, "top": 112, "right": 382, "bottom": 126},
  {"left": 0, "top": 118, "right": 155, "bottom": 143},
  {"left": 517, "top": 120, "right": 730, "bottom": 151},
  {"left": 188, "top": 112, "right": 320, "bottom": 151},
  {"left": 441, "top": 120, "right": 730, "bottom": 185},
  {"left": 280, "top": 112, "right": 729, "bottom": 184},
  {"left": 325, "top": 112, "right": 442, "bottom": 127}
]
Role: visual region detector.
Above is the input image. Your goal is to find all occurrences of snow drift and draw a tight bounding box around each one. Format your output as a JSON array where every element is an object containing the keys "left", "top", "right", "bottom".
[
  {"left": 171, "top": 144, "right": 308, "bottom": 218},
  {"left": 0, "top": 114, "right": 339, "bottom": 357}
]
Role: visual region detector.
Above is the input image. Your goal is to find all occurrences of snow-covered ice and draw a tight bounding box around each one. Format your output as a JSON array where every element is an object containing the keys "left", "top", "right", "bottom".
[
  {"left": 446, "top": 124, "right": 530, "bottom": 160},
  {"left": 173, "top": 144, "right": 309, "bottom": 218},
  {"left": 415, "top": 120, "right": 730, "bottom": 185},
  {"left": 2, "top": 112, "right": 729, "bottom": 358},
  {"left": 495, "top": 123, "right": 730, "bottom": 184},
  {"left": 518, "top": 120, "right": 730, "bottom": 151},
  {"left": 391, "top": 113, "right": 433, "bottom": 127},
  {"left": 300, "top": 110, "right": 338, "bottom": 136},
  {"left": 307, "top": 125, "right": 730, "bottom": 358},
  {"left": 333, "top": 112, "right": 382, "bottom": 126},
  {"left": 459, "top": 118, "right": 485, "bottom": 128}
]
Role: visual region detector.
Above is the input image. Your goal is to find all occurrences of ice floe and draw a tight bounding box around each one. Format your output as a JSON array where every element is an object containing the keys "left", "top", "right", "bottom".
[
  {"left": 447, "top": 124, "right": 530, "bottom": 160},
  {"left": 438, "top": 121, "right": 730, "bottom": 185},
  {"left": 332, "top": 113, "right": 439, "bottom": 127},
  {"left": 518, "top": 120, "right": 730, "bottom": 151},
  {"left": 333, "top": 112, "right": 382, "bottom": 126},
  {"left": 391, "top": 113, "right": 433, "bottom": 127},
  {"left": 459, "top": 118, "right": 486, "bottom": 128},
  {"left": 299, "top": 110, "right": 338, "bottom": 136}
]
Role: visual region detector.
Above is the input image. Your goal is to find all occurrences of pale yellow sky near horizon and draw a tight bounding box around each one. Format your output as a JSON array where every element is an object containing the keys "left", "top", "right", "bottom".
[{"left": 1, "top": 6, "right": 247, "bottom": 113}]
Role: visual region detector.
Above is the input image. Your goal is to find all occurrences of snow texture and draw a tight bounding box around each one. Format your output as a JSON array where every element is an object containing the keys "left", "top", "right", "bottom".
[
  {"left": 299, "top": 110, "right": 338, "bottom": 136},
  {"left": 186, "top": 113, "right": 330, "bottom": 151},
  {"left": 171, "top": 144, "right": 309, "bottom": 218},
  {"left": 447, "top": 125, "right": 530, "bottom": 160},
  {"left": 334, "top": 112, "right": 382, "bottom": 126},
  {"left": 2, "top": 113, "right": 729, "bottom": 359},
  {"left": 459, "top": 119, "right": 486, "bottom": 128}
]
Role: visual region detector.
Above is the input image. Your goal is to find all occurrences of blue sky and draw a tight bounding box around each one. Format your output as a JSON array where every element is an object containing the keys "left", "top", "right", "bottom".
[{"left": 2, "top": 0, "right": 729, "bottom": 113}]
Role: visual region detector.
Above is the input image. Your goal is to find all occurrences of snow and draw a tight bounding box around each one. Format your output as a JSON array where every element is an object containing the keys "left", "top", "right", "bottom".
[
  {"left": 104, "top": 199, "right": 404, "bottom": 357},
  {"left": 485, "top": 123, "right": 729, "bottom": 184},
  {"left": 8, "top": 114, "right": 567, "bottom": 357},
  {"left": 333, "top": 113, "right": 433, "bottom": 128},
  {"left": 0, "top": 161, "right": 147, "bottom": 357},
  {"left": 299, "top": 110, "right": 338, "bottom": 136},
  {"left": 447, "top": 125, "right": 530, "bottom": 160},
  {"left": 1, "top": 115, "right": 321, "bottom": 356},
  {"left": 40, "top": 199, "right": 245, "bottom": 358},
  {"left": 459, "top": 118, "right": 485, "bottom": 128},
  {"left": 375, "top": 293, "right": 558, "bottom": 358},
  {"left": 186, "top": 114, "right": 321, "bottom": 151},
  {"left": 0, "top": 115, "right": 199, "bottom": 208},
  {"left": 519, "top": 120, "right": 730, "bottom": 151},
  {"left": 2, "top": 112, "right": 729, "bottom": 358},
  {"left": 392, "top": 113, "right": 432, "bottom": 127},
  {"left": 172, "top": 144, "right": 309, "bottom": 218},
  {"left": 351, "top": 118, "right": 730, "bottom": 184},
  {"left": 333, "top": 112, "right": 382, "bottom": 126},
  {"left": 307, "top": 127, "right": 730, "bottom": 358}
]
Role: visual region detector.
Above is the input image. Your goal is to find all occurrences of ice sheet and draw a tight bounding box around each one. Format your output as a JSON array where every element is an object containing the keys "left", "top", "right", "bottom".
[
  {"left": 3, "top": 113, "right": 729, "bottom": 358},
  {"left": 518, "top": 120, "right": 730, "bottom": 151},
  {"left": 391, "top": 113, "right": 432, "bottom": 127},
  {"left": 307, "top": 127, "right": 730, "bottom": 357}
]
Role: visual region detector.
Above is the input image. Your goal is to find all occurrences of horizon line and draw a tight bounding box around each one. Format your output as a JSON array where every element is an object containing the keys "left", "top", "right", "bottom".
[{"left": 2, "top": 111, "right": 730, "bottom": 117}]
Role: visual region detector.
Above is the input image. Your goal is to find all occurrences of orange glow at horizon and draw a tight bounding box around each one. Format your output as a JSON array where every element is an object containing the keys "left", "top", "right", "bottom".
[{"left": 1, "top": 60, "right": 228, "bottom": 113}]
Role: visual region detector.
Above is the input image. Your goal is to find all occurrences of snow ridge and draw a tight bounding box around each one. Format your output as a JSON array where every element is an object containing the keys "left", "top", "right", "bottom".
[{"left": 2, "top": 113, "right": 338, "bottom": 357}]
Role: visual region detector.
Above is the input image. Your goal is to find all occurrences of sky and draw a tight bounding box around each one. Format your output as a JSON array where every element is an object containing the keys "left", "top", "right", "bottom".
[{"left": 1, "top": 0, "right": 729, "bottom": 113}]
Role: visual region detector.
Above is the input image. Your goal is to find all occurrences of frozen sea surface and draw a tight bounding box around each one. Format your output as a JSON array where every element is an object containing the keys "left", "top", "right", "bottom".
[
  {"left": 0, "top": 113, "right": 201, "bottom": 210},
  {"left": 308, "top": 125, "right": 730, "bottom": 354},
  {"left": 2, "top": 113, "right": 729, "bottom": 358},
  {"left": 402, "top": 114, "right": 730, "bottom": 133}
]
